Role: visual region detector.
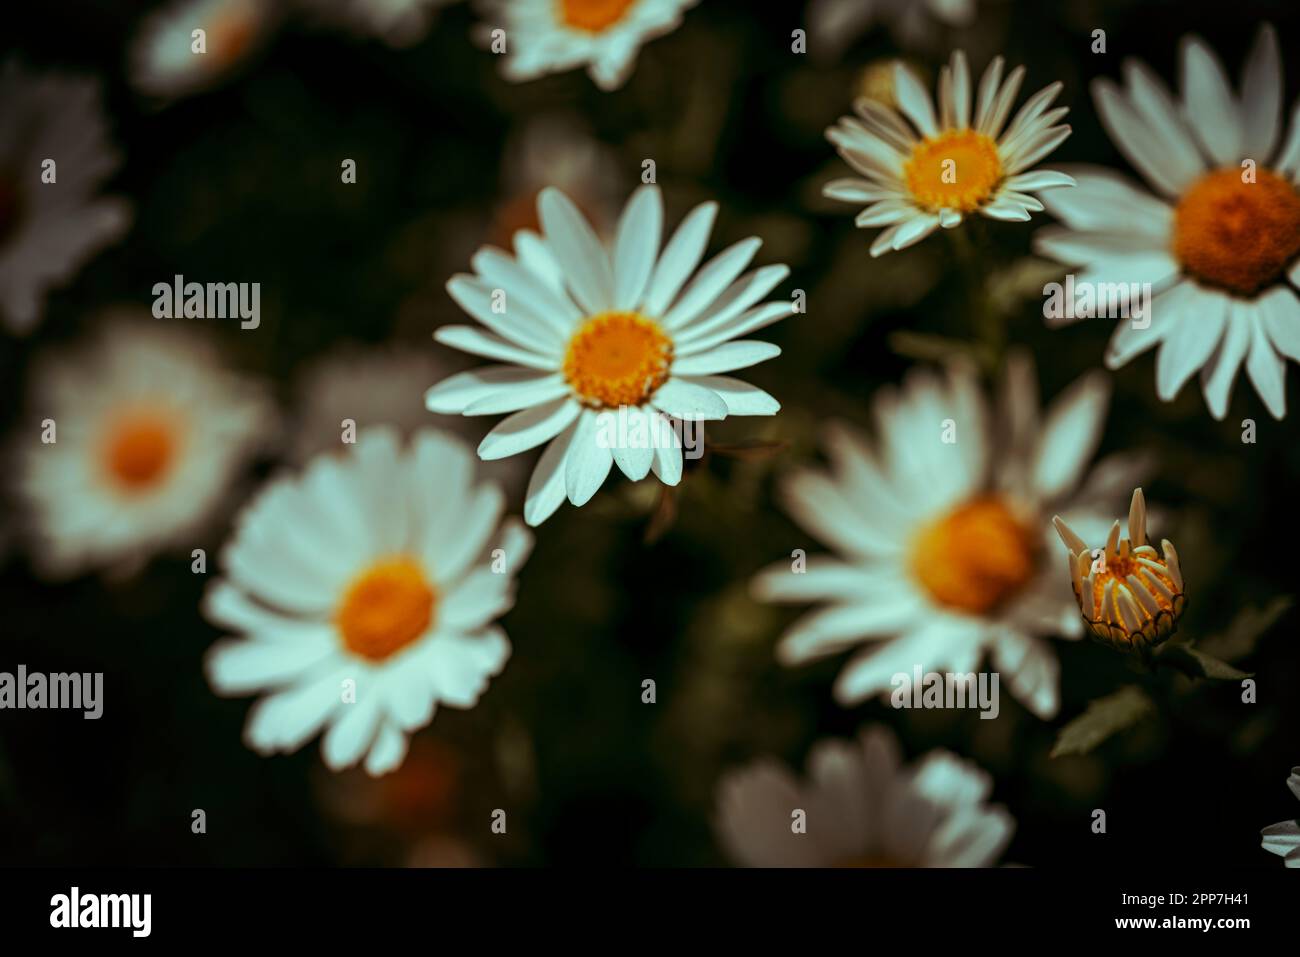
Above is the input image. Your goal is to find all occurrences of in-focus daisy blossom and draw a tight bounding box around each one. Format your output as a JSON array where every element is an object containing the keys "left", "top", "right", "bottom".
[
  {"left": 204, "top": 428, "right": 531, "bottom": 777},
  {"left": 824, "top": 51, "right": 1074, "bottom": 257},
  {"left": 1261, "top": 767, "right": 1300, "bottom": 867},
  {"left": 130, "top": 0, "right": 277, "bottom": 99},
  {"left": 426, "top": 184, "right": 795, "bottom": 526},
  {"left": 716, "top": 726, "right": 1014, "bottom": 867},
  {"left": 0, "top": 64, "right": 132, "bottom": 335},
  {"left": 14, "top": 318, "right": 272, "bottom": 579},
  {"left": 1052, "top": 488, "right": 1185, "bottom": 654},
  {"left": 474, "top": 0, "right": 698, "bottom": 91},
  {"left": 1035, "top": 25, "right": 1300, "bottom": 420},
  {"left": 753, "top": 355, "right": 1140, "bottom": 719}
]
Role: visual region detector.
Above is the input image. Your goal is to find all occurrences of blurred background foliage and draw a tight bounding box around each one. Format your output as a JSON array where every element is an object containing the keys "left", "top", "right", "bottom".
[{"left": 1, "top": 0, "right": 1298, "bottom": 866}]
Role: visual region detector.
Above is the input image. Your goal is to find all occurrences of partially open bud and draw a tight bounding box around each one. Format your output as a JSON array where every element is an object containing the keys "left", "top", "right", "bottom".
[{"left": 1052, "top": 489, "right": 1185, "bottom": 654}]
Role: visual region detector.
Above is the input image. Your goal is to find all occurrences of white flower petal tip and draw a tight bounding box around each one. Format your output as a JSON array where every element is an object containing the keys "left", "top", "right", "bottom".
[
  {"left": 201, "top": 429, "right": 528, "bottom": 776},
  {"left": 1062, "top": 489, "right": 1185, "bottom": 654},
  {"left": 825, "top": 50, "right": 1071, "bottom": 256},
  {"left": 427, "top": 184, "right": 794, "bottom": 521},
  {"left": 1052, "top": 515, "right": 1087, "bottom": 555}
]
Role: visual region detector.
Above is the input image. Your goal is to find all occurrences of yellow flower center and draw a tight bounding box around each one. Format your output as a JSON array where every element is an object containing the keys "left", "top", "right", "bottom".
[
  {"left": 100, "top": 410, "right": 181, "bottom": 492},
  {"left": 336, "top": 557, "right": 436, "bottom": 662},
  {"left": 909, "top": 496, "right": 1037, "bottom": 614},
  {"left": 1081, "top": 547, "right": 1178, "bottom": 630},
  {"left": 558, "top": 0, "right": 637, "bottom": 32},
  {"left": 1173, "top": 168, "right": 1300, "bottom": 295},
  {"left": 903, "top": 130, "right": 1004, "bottom": 213},
  {"left": 562, "top": 311, "right": 674, "bottom": 408}
]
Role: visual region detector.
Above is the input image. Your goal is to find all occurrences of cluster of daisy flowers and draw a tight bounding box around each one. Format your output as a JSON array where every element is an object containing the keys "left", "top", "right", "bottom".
[{"left": 7, "top": 2, "right": 1298, "bottom": 870}]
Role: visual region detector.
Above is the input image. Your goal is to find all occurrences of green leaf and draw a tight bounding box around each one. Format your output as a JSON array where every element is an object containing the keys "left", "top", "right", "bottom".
[
  {"left": 1155, "top": 644, "right": 1253, "bottom": 681},
  {"left": 1197, "top": 596, "right": 1292, "bottom": 662},
  {"left": 1051, "top": 686, "right": 1154, "bottom": 758}
]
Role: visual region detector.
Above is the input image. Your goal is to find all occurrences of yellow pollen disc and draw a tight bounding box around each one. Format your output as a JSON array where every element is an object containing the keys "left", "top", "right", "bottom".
[
  {"left": 101, "top": 410, "right": 180, "bottom": 492},
  {"left": 909, "top": 496, "right": 1036, "bottom": 614},
  {"left": 336, "top": 557, "right": 437, "bottom": 662},
  {"left": 558, "top": 0, "right": 637, "bottom": 33},
  {"left": 1086, "top": 553, "right": 1177, "bottom": 624},
  {"left": 903, "top": 130, "right": 1003, "bottom": 213},
  {"left": 1173, "top": 168, "right": 1300, "bottom": 295},
  {"left": 563, "top": 311, "right": 673, "bottom": 408}
]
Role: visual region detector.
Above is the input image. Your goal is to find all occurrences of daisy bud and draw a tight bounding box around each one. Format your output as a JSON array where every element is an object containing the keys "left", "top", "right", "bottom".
[{"left": 1052, "top": 488, "right": 1185, "bottom": 654}]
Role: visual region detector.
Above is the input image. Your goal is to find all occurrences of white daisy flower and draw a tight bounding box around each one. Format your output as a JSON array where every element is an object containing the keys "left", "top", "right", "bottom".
[
  {"left": 807, "top": 0, "right": 976, "bottom": 60},
  {"left": 474, "top": 0, "right": 698, "bottom": 91},
  {"left": 14, "top": 317, "right": 273, "bottom": 579},
  {"left": 294, "top": 0, "right": 457, "bottom": 47},
  {"left": 0, "top": 64, "right": 132, "bottom": 335},
  {"left": 204, "top": 428, "right": 531, "bottom": 777},
  {"left": 824, "top": 50, "right": 1075, "bottom": 257},
  {"left": 1035, "top": 25, "right": 1300, "bottom": 420},
  {"left": 425, "top": 184, "right": 796, "bottom": 526},
  {"left": 131, "top": 0, "right": 278, "bottom": 99},
  {"left": 716, "top": 725, "right": 1014, "bottom": 867},
  {"left": 1261, "top": 766, "right": 1300, "bottom": 867},
  {"left": 752, "top": 355, "right": 1139, "bottom": 719}
]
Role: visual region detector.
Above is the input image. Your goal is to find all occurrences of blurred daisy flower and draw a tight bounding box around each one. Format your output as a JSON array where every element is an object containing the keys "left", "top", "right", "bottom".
[
  {"left": 753, "top": 355, "right": 1137, "bottom": 719},
  {"left": 1261, "top": 767, "right": 1300, "bottom": 867},
  {"left": 716, "top": 725, "right": 1013, "bottom": 867},
  {"left": 14, "top": 318, "right": 272, "bottom": 579},
  {"left": 294, "top": 0, "right": 457, "bottom": 47},
  {"left": 1036, "top": 25, "right": 1300, "bottom": 420},
  {"left": 204, "top": 429, "right": 531, "bottom": 777},
  {"left": 474, "top": 0, "right": 697, "bottom": 91},
  {"left": 1052, "top": 488, "right": 1185, "bottom": 655},
  {"left": 131, "top": 0, "right": 278, "bottom": 99},
  {"left": 807, "top": 0, "right": 976, "bottom": 60},
  {"left": 489, "top": 115, "right": 622, "bottom": 248},
  {"left": 825, "top": 51, "right": 1074, "bottom": 257},
  {"left": 426, "top": 184, "right": 795, "bottom": 526},
  {"left": 0, "top": 64, "right": 132, "bottom": 335}
]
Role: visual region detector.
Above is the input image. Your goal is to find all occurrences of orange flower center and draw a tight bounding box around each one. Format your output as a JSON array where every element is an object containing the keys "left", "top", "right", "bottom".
[
  {"left": 101, "top": 410, "right": 180, "bottom": 492},
  {"left": 903, "top": 130, "right": 1003, "bottom": 213},
  {"left": 1083, "top": 548, "right": 1177, "bottom": 626},
  {"left": 1173, "top": 168, "right": 1300, "bottom": 295},
  {"left": 558, "top": 0, "right": 637, "bottom": 32},
  {"left": 336, "top": 557, "right": 437, "bottom": 662},
  {"left": 563, "top": 311, "right": 673, "bottom": 408},
  {"left": 909, "top": 496, "right": 1037, "bottom": 614}
]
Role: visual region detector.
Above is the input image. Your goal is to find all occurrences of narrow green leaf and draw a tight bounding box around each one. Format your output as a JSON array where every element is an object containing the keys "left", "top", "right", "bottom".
[
  {"left": 1051, "top": 686, "right": 1154, "bottom": 758},
  {"left": 1157, "top": 644, "right": 1253, "bottom": 680}
]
